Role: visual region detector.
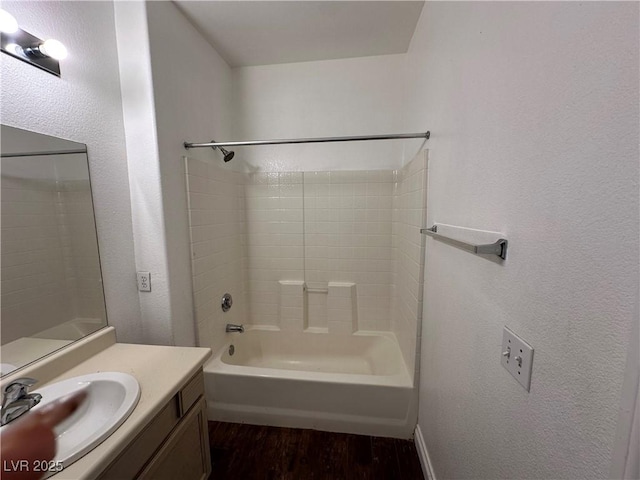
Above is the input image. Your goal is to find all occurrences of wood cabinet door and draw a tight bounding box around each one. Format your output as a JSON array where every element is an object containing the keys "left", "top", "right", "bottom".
[{"left": 139, "top": 397, "right": 211, "bottom": 480}]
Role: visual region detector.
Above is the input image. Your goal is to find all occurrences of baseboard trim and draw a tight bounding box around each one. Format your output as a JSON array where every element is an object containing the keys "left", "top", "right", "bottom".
[{"left": 414, "top": 424, "right": 436, "bottom": 480}]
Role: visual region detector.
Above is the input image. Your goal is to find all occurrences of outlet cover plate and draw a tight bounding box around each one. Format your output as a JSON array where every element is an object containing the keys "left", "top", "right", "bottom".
[
  {"left": 137, "top": 271, "right": 151, "bottom": 292},
  {"left": 501, "top": 326, "right": 534, "bottom": 391}
]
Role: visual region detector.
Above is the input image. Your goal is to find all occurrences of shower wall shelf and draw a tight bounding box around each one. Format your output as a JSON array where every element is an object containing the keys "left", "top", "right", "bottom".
[
  {"left": 420, "top": 225, "right": 508, "bottom": 260},
  {"left": 305, "top": 287, "right": 329, "bottom": 294},
  {"left": 183, "top": 131, "right": 430, "bottom": 149}
]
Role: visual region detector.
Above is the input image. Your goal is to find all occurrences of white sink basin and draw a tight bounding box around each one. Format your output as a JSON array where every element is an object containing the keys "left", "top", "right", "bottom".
[{"left": 20, "top": 372, "right": 140, "bottom": 477}]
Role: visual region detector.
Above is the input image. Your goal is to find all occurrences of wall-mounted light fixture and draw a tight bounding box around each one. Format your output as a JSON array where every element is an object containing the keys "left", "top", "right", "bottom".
[{"left": 0, "top": 9, "right": 67, "bottom": 77}]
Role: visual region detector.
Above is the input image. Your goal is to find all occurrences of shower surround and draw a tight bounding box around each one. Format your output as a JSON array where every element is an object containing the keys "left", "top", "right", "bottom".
[{"left": 185, "top": 151, "right": 427, "bottom": 436}]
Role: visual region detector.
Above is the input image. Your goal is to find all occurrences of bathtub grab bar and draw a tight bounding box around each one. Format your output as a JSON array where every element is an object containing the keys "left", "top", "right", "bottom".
[{"left": 420, "top": 225, "right": 508, "bottom": 260}]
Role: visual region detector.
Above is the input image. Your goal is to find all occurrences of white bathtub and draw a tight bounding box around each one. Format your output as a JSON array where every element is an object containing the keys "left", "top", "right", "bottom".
[{"left": 203, "top": 328, "right": 417, "bottom": 438}]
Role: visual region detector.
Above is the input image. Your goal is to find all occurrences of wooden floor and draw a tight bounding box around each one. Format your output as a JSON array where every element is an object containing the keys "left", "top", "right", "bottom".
[{"left": 208, "top": 421, "right": 424, "bottom": 480}]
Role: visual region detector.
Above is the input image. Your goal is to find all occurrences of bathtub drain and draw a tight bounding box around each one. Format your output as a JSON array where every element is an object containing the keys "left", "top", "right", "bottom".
[{"left": 228, "top": 344, "right": 235, "bottom": 356}]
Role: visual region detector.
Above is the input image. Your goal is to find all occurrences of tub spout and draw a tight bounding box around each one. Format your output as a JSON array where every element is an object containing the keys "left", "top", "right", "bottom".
[{"left": 226, "top": 324, "right": 244, "bottom": 333}]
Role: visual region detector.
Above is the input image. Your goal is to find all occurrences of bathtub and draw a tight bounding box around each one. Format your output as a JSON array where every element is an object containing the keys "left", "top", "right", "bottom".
[{"left": 203, "top": 328, "right": 417, "bottom": 438}]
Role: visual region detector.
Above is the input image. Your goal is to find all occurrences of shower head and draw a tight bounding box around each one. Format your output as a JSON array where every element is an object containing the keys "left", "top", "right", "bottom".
[
  {"left": 220, "top": 147, "right": 234, "bottom": 162},
  {"left": 211, "top": 140, "right": 234, "bottom": 162}
]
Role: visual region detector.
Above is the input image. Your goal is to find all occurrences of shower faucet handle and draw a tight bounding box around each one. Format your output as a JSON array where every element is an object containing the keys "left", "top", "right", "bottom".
[{"left": 221, "top": 293, "right": 233, "bottom": 312}]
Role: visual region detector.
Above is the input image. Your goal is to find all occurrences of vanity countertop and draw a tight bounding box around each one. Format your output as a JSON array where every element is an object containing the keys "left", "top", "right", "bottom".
[{"left": 47, "top": 340, "right": 211, "bottom": 479}]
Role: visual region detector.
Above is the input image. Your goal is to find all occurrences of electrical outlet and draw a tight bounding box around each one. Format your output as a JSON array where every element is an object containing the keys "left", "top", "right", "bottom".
[
  {"left": 501, "top": 326, "right": 534, "bottom": 391},
  {"left": 137, "top": 271, "right": 151, "bottom": 292}
]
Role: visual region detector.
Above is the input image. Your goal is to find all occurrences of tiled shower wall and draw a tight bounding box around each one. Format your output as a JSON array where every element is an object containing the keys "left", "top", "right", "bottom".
[
  {"left": 57, "top": 179, "right": 106, "bottom": 322},
  {"left": 1, "top": 171, "right": 71, "bottom": 343},
  {"left": 1, "top": 156, "right": 105, "bottom": 344},
  {"left": 243, "top": 172, "right": 304, "bottom": 326},
  {"left": 186, "top": 153, "right": 427, "bottom": 371},
  {"left": 186, "top": 158, "right": 247, "bottom": 355},
  {"left": 304, "top": 171, "right": 395, "bottom": 331},
  {"left": 391, "top": 152, "right": 428, "bottom": 378}
]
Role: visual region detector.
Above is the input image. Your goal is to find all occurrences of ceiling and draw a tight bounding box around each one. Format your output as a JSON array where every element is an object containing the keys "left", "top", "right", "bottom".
[{"left": 173, "top": 1, "right": 425, "bottom": 67}]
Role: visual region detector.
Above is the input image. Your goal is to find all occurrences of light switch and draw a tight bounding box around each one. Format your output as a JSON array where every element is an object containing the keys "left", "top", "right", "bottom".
[{"left": 501, "top": 327, "right": 534, "bottom": 391}]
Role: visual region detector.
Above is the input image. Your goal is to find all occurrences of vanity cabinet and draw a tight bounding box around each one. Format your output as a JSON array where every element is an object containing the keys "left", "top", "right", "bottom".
[{"left": 98, "top": 370, "right": 211, "bottom": 480}]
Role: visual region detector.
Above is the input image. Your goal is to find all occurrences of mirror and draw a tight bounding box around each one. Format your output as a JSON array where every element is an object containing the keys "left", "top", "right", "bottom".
[{"left": 1, "top": 125, "right": 108, "bottom": 376}]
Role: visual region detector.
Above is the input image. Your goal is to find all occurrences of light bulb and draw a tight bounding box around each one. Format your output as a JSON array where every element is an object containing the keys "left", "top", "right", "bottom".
[
  {"left": 5, "top": 43, "right": 23, "bottom": 56},
  {"left": 39, "top": 39, "right": 67, "bottom": 60},
  {"left": 0, "top": 9, "right": 18, "bottom": 34}
]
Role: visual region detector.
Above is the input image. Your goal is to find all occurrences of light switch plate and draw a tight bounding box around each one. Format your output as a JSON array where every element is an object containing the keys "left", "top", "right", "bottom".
[{"left": 501, "top": 326, "right": 534, "bottom": 391}]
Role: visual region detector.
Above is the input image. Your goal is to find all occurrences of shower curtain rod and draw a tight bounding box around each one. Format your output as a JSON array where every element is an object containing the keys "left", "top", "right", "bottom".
[{"left": 183, "top": 131, "right": 430, "bottom": 149}]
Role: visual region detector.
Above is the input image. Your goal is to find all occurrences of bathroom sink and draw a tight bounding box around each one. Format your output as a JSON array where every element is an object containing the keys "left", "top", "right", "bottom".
[{"left": 4, "top": 372, "right": 140, "bottom": 477}]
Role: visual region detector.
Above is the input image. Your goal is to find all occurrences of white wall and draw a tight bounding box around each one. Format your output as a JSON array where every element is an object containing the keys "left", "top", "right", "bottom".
[
  {"left": 145, "top": 1, "right": 233, "bottom": 346},
  {"left": 113, "top": 1, "right": 233, "bottom": 346},
  {"left": 0, "top": 1, "right": 142, "bottom": 343},
  {"left": 114, "top": 1, "right": 175, "bottom": 346},
  {"left": 232, "top": 54, "right": 408, "bottom": 172},
  {"left": 405, "top": 3, "right": 639, "bottom": 479}
]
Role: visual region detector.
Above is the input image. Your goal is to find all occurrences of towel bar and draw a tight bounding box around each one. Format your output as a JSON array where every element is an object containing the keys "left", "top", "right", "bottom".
[{"left": 420, "top": 225, "right": 508, "bottom": 260}]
